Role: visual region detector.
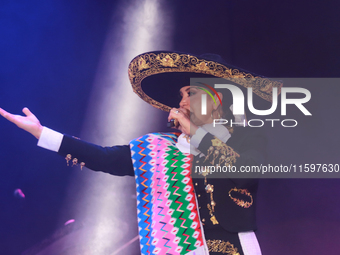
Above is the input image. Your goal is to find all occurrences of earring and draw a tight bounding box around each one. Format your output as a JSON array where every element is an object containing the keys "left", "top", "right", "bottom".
[{"left": 211, "top": 110, "right": 221, "bottom": 119}]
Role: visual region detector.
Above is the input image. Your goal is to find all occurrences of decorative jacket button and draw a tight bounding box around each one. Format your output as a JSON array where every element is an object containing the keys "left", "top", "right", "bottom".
[
  {"left": 65, "top": 154, "right": 72, "bottom": 166},
  {"left": 80, "top": 162, "right": 85, "bottom": 170},
  {"left": 72, "top": 158, "right": 78, "bottom": 166}
]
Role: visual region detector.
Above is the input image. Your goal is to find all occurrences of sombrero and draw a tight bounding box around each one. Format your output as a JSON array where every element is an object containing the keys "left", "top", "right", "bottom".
[{"left": 128, "top": 51, "right": 282, "bottom": 111}]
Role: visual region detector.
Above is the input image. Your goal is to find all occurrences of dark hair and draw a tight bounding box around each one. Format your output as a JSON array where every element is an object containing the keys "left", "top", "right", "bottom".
[{"left": 215, "top": 87, "right": 235, "bottom": 124}]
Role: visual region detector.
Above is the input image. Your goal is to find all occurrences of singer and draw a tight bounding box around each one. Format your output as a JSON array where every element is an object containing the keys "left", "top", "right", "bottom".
[{"left": 0, "top": 51, "right": 281, "bottom": 255}]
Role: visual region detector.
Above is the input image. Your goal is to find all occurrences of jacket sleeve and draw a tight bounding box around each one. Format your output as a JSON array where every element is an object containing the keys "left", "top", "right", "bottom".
[{"left": 57, "top": 134, "right": 134, "bottom": 176}]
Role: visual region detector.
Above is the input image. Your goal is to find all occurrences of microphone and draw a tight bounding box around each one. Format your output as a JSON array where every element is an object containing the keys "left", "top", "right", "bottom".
[
  {"left": 167, "top": 119, "right": 178, "bottom": 128},
  {"left": 167, "top": 109, "right": 190, "bottom": 128}
]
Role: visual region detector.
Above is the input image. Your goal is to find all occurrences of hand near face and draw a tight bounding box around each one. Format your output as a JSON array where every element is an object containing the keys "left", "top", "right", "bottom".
[
  {"left": 0, "top": 107, "right": 43, "bottom": 139},
  {"left": 169, "top": 85, "right": 219, "bottom": 136},
  {"left": 168, "top": 108, "right": 198, "bottom": 136}
]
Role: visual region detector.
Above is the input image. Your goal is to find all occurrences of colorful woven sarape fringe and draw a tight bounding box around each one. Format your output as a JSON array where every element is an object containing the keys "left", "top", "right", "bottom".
[{"left": 130, "top": 133, "right": 207, "bottom": 254}]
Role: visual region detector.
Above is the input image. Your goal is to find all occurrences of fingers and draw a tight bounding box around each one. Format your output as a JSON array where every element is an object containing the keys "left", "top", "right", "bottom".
[
  {"left": 0, "top": 107, "right": 13, "bottom": 121},
  {"left": 22, "top": 107, "right": 33, "bottom": 117},
  {"left": 0, "top": 107, "right": 31, "bottom": 125},
  {"left": 0, "top": 108, "right": 5, "bottom": 117},
  {"left": 168, "top": 108, "right": 178, "bottom": 121},
  {"left": 168, "top": 108, "right": 187, "bottom": 122},
  {"left": 0, "top": 107, "right": 8, "bottom": 117},
  {"left": 168, "top": 108, "right": 192, "bottom": 134}
]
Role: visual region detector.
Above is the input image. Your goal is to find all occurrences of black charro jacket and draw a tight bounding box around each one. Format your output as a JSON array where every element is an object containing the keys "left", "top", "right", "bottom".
[
  {"left": 57, "top": 126, "right": 266, "bottom": 233},
  {"left": 192, "top": 126, "right": 266, "bottom": 233}
]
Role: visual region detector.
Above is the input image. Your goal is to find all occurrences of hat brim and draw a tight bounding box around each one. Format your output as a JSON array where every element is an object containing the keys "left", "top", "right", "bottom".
[{"left": 128, "top": 51, "right": 282, "bottom": 112}]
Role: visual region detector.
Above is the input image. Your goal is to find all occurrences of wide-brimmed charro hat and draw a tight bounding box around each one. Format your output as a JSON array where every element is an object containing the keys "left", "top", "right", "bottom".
[{"left": 128, "top": 51, "right": 282, "bottom": 111}]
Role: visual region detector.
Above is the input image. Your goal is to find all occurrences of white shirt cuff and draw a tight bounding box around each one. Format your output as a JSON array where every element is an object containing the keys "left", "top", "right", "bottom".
[
  {"left": 37, "top": 127, "right": 63, "bottom": 152},
  {"left": 190, "top": 124, "right": 231, "bottom": 149},
  {"left": 190, "top": 127, "right": 208, "bottom": 148}
]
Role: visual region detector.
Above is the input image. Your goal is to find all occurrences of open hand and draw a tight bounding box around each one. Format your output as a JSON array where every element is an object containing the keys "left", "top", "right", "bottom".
[{"left": 0, "top": 107, "right": 43, "bottom": 139}]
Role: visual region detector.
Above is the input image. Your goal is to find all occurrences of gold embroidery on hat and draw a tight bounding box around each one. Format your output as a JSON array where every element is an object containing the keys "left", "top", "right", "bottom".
[
  {"left": 128, "top": 52, "right": 283, "bottom": 112},
  {"left": 138, "top": 57, "right": 149, "bottom": 71},
  {"left": 156, "top": 54, "right": 179, "bottom": 67},
  {"left": 196, "top": 61, "right": 210, "bottom": 72}
]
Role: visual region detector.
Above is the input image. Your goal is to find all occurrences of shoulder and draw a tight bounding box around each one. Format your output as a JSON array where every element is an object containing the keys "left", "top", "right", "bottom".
[
  {"left": 129, "top": 132, "right": 181, "bottom": 146},
  {"left": 227, "top": 126, "right": 267, "bottom": 151},
  {"left": 229, "top": 126, "right": 266, "bottom": 140},
  {"left": 231, "top": 126, "right": 265, "bottom": 137}
]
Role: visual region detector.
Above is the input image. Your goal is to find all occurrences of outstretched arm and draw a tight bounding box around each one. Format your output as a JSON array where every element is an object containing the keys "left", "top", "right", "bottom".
[
  {"left": 0, "top": 107, "right": 43, "bottom": 139},
  {"left": 0, "top": 107, "right": 134, "bottom": 176}
]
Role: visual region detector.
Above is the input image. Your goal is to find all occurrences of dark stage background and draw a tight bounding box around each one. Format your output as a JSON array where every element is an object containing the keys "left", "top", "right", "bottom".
[{"left": 1, "top": 0, "right": 340, "bottom": 254}]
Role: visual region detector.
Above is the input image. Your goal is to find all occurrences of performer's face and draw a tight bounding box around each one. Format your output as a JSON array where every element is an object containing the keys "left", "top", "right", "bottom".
[{"left": 179, "top": 86, "right": 218, "bottom": 126}]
